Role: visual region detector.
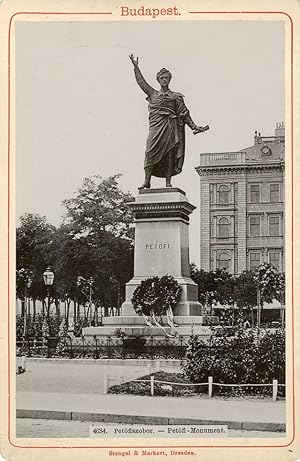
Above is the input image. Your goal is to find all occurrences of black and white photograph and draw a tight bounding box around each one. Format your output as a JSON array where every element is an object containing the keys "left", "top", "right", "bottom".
[{"left": 1, "top": 4, "right": 297, "bottom": 458}]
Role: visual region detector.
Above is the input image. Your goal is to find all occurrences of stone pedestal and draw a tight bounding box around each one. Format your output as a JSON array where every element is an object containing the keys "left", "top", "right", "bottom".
[
  {"left": 83, "top": 187, "right": 219, "bottom": 340},
  {"left": 122, "top": 187, "right": 203, "bottom": 316}
]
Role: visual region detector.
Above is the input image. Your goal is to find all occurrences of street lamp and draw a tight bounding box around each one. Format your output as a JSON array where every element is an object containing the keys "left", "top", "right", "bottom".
[
  {"left": 43, "top": 267, "right": 55, "bottom": 322},
  {"left": 88, "top": 277, "right": 94, "bottom": 326}
]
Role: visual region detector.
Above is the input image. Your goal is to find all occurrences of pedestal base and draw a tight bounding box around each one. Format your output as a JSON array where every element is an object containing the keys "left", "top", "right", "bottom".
[
  {"left": 82, "top": 315, "right": 219, "bottom": 340},
  {"left": 90, "top": 187, "right": 220, "bottom": 341},
  {"left": 122, "top": 276, "right": 203, "bottom": 316}
]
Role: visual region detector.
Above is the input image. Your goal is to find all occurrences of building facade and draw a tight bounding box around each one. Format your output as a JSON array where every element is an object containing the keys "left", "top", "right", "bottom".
[{"left": 196, "top": 124, "right": 285, "bottom": 275}]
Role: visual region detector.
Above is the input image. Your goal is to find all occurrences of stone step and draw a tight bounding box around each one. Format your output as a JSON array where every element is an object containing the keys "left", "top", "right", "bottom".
[
  {"left": 100, "top": 315, "right": 219, "bottom": 326},
  {"left": 82, "top": 325, "right": 212, "bottom": 338}
]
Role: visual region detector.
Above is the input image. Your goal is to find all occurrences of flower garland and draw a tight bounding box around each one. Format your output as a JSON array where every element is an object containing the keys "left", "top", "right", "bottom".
[{"left": 132, "top": 275, "right": 181, "bottom": 317}]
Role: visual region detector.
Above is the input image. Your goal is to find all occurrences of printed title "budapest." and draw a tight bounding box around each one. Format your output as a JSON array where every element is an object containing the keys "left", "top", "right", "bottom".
[{"left": 120, "top": 6, "right": 181, "bottom": 18}]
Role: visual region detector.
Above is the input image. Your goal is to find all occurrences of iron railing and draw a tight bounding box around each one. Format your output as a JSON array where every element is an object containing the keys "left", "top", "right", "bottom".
[{"left": 16, "top": 335, "right": 190, "bottom": 360}]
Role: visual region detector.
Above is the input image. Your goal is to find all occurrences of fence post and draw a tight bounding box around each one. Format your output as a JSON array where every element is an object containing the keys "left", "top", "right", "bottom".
[
  {"left": 103, "top": 371, "right": 108, "bottom": 394},
  {"left": 208, "top": 376, "right": 213, "bottom": 398},
  {"left": 150, "top": 375, "right": 155, "bottom": 396},
  {"left": 272, "top": 379, "right": 278, "bottom": 402}
]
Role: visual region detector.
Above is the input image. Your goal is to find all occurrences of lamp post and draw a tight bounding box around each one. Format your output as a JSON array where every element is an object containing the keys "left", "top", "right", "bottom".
[
  {"left": 43, "top": 267, "right": 55, "bottom": 324},
  {"left": 88, "top": 277, "right": 94, "bottom": 326}
]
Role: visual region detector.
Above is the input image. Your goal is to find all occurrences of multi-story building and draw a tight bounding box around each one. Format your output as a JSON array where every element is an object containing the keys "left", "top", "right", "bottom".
[{"left": 196, "top": 124, "right": 285, "bottom": 275}]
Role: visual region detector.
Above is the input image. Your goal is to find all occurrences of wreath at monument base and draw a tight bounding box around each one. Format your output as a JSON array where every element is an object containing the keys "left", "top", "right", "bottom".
[{"left": 131, "top": 275, "right": 181, "bottom": 337}]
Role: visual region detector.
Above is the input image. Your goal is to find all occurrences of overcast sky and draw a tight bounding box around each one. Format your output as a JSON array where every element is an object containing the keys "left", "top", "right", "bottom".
[{"left": 16, "top": 20, "right": 285, "bottom": 264}]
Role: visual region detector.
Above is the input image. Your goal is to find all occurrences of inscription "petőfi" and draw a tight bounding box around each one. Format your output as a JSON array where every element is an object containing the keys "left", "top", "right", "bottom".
[{"left": 145, "top": 243, "right": 170, "bottom": 250}]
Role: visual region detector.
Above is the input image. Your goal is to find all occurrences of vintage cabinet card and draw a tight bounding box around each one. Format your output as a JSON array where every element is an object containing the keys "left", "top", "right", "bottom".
[{"left": 0, "top": 0, "right": 299, "bottom": 460}]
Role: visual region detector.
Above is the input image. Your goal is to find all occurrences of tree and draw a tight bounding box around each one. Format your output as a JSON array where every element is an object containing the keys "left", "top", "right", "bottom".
[
  {"left": 16, "top": 176, "right": 135, "bottom": 326},
  {"left": 16, "top": 213, "right": 57, "bottom": 304},
  {"left": 234, "top": 271, "right": 257, "bottom": 327},
  {"left": 253, "top": 263, "right": 281, "bottom": 304},
  {"left": 253, "top": 263, "right": 285, "bottom": 328},
  {"left": 60, "top": 175, "right": 134, "bottom": 313},
  {"left": 190, "top": 264, "right": 234, "bottom": 314},
  {"left": 17, "top": 213, "right": 56, "bottom": 271},
  {"left": 62, "top": 174, "right": 134, "bottom": 241}
]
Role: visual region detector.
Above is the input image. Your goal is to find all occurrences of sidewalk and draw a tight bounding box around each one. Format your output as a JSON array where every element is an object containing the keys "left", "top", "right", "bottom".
[{"left": 16, "top": 391, "right": 286, "bottom": 432}]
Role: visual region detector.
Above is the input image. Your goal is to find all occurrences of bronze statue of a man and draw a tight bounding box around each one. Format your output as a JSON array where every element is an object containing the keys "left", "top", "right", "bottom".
[{"left": 129, "top": 54, "right": 209, "bottom": 189}]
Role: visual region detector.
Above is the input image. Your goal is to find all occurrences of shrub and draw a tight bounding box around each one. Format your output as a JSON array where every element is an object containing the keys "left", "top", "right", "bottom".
[
  {"left": 74, "top": 317, "right": 89, "bottom": 337},
  {"left": 183, "top": 329, "right": 285, "bottom": 395},
  {"left": 56, "top": 319, "right": 69, "bottom": 355},
  {"left": 16, "top": 315, "right": 24, "bottom": 339},
  {"left": 41, "top": 318, "right": 49, "bottom": 345}
]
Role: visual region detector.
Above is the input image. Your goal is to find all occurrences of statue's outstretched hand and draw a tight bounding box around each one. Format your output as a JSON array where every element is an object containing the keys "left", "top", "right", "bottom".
[
  {"left": 193, "top": 125, "right": 209, "bottom": 135},
  {"left": 129, "top": 54, "right": 139, "bottom": 67}
]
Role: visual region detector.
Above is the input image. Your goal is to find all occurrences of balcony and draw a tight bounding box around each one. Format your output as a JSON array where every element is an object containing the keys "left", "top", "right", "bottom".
[{"left": 199, "top": 151, "right": 246, "bottom": 166}]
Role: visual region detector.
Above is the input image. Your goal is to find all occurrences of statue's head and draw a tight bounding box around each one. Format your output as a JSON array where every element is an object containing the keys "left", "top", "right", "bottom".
[{"left": 156, "top": 68, "right": 172, "bottom": 86}]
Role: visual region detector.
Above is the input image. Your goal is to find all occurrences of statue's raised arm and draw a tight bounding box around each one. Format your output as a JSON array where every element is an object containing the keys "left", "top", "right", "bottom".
[
  {"left": 129, "top": 57, "right": 209, "bottom": 189},
  {"left": 129, "top": 54, "right": 155, "bottom": 97}
]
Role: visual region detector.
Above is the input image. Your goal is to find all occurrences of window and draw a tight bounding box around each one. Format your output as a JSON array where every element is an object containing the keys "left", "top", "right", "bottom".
[
  {"left": 218, "top": 217, "right": 230, "bottom": 238},
  {"left": 210, "top": 217, "right": 214, "bottom": 237},
  {"left": 249, "top": 216, "right": 260, "bottom": 237},
  {"left": 250, "top": 184, "right": 260, "bottom": 203},
  {"left": 249, "top": 252, "right": 261, "bottom": 270},
  {"left": 219, "top": 185, "right": 229, "bottom": 204},
  {"left": 218, "top": 252, "right": 230, "bottom": 271},
  {"left": 269, "top": 216, "right": 280, "bottom": 236},
  {"left": 270, "top": 184, "right": 280, "bottom": 203},
  {"left": 269, "top": 250, "right": 281, "bottom": 270}
]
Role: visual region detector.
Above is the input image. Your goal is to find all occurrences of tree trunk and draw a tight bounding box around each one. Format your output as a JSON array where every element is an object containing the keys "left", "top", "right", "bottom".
[
  {"left": 66, "top": 299, "right": 70, "bottom": 325},
  {"left": 33, "top": 299, "right": 36, "bottom": 320},
  {"left": 55, "top": 299, "right": 60, "bottom": 318},
  {"left": 21, "top": 300, "right": 25, "bottom": 319},
  {"left": 94, "top": 305, "right": 98, "bottom": 326},
  {"left": 75, "top": 300, "right": 78, "bottom": 322},
  {"left": 42, "top": 299, "right": 46, "bottom": 317}
]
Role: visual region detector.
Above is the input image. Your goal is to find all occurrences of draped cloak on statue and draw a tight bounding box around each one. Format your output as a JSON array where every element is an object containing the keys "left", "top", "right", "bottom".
[{"left": 145, "top": 89, "right": 191, "bottom": 178}]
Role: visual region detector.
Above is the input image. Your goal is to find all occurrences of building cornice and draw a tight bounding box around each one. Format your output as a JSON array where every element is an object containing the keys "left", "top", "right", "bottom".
[
  {"left": 129, "top": 201, "right": 195, "bottom": 223},
  {"left": 196, "top": 163, "right": 284, "bottom": 176}
]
